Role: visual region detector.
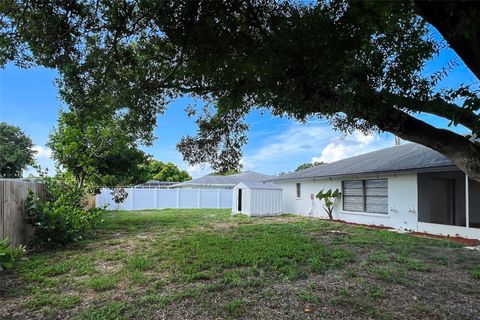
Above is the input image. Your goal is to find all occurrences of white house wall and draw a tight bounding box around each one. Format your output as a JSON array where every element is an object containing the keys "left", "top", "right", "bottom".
[
  {"left": 417, "top": 222, "right": 480, "bottom": 239},
  {"left": 278, "top": 179, "right": 341, "bottom": 216},
  {"left": 276, "top": 173, "right": 418, "bottom": 231}
]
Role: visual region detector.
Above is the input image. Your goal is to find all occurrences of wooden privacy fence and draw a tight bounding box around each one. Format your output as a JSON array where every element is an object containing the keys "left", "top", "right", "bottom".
[{"left": 0, "top": 179, "right": 46, "bottom": 247}]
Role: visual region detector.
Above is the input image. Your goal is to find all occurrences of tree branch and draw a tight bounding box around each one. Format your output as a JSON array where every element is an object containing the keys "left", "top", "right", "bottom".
[
  {"left": 414, "top": 1, "right": 480, "bottom": 81},
  {"left": 382, "top": 92, "right": 480, "bottom": 133},
  {"left": 366, "top": 104, "right": 480, "bottom": 180}
]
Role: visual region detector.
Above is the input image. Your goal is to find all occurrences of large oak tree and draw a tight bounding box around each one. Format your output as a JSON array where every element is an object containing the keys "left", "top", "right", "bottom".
[{"left": 1, "top": 1, "right": 479, "bottom": 178}]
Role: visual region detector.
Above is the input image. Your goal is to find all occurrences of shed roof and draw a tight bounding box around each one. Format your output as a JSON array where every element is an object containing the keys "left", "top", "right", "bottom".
[
  {"left": 235, "top": 182, "right": 283, "bottom": 190},
  {"left": 269, "top": 143, "right": 456, "bottom": 182},
  {"left": 172, "top": 171, "right": 271, "bottom": 187}
]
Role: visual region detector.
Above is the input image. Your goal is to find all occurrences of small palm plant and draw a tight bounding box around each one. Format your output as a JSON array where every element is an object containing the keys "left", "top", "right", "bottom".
[{"left": 315, "top": 188, "right": 341, "bottom": 220}]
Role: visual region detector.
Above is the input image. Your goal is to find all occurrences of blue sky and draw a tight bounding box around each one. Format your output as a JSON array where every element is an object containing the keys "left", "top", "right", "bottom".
[{"left": 0, "top": 27, "right": 477, "bottom": 179}]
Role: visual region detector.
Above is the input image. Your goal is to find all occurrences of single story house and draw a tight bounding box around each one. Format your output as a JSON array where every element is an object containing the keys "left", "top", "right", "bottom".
[
  {"left": 171, "top": 171, "right": 271, "bottom": 189},
  {"left": 268, "top": 143, "right": 480, "bottom": 240}
]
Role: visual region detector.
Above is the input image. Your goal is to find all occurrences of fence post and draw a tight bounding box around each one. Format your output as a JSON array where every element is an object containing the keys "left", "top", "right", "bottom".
[
  {"left": 0, "top": 180, "right": 4, "bottom": 241},
  {"left": 197, "top": 189, "right": 201, "bottom": 208},
  {"left": 130, "top": 188, "right": 134, "bottom": 210},
  {"left": 176, "top": 189, "right": 180, "bottom": 208},
  {"left": 97, "top": 189, "right": 102, "bottom": 209},
  {"left": 154, "top": 188, "right": 158, "bottom": 209},
  {"left": 217, "top": 189, "right": 221, "bottom": 208}
]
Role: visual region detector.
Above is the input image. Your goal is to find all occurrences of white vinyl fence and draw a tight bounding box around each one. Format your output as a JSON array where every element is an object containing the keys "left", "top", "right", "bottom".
[{"left": 96, "top": 188, "right": 232, "bottom": 210}]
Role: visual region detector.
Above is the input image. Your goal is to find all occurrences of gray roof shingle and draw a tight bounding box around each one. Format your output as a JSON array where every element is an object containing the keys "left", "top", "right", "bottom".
[
  {"left": 173, "top": 171, "right": 272, "bottom": 187},
  {"left": 236, "top": 182, "right": 282, "bottom": 190},
  {"left": 269, "top": 143, "right": 456, "bottom": 181}
]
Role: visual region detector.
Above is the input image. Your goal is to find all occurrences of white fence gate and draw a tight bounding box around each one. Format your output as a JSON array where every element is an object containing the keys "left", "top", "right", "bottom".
[{"left": 96, "top": 188, "right": 232, "bottom": 210}]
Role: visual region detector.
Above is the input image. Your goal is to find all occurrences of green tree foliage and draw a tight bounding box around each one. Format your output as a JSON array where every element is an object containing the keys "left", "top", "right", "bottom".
[
  {"left": 141, "top": 160, "right": 191, "bottom": 182},
  {"left": 152, "top": 162, "right": 191, "bottom": 182},
  {"left": 212, "top": 169, "right": 242, "bottom": 176},
  {"left": 48, "top": 111, "right": 148, "bottom": 188},
  {"left": 24, "top": 175, "right": 103, "bottom": 245},
  {"left": 0, "top": 238, "right": 25, "bottom": 271},
  {"left": 295, "top": 161, "right": 324, "bottom": 172},
  {"left": 141, "top": 160, "right": 164, "bottom": 181},
  {"left": 0, "top": 122, "right": 36, "bottom": 178},
  {"left": 1, "top": 1, "right": 480, "bottom": 178}
]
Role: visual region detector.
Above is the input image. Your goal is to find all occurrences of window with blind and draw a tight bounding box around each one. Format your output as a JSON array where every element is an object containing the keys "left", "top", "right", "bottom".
[
  {"left": 342, "top": 179, "right": 388, "bottom": 214},
  {"left": 296, "top": 183, "right": 301, "bottom": 198}
]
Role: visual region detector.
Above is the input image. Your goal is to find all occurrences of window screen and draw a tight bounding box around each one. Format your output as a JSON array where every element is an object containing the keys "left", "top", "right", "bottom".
[
  {"left": 343, "top": 179, "right": 388, "bottom": 214},
  {"left": 296, "top": 183, "right": 301, "bottom": 198}
]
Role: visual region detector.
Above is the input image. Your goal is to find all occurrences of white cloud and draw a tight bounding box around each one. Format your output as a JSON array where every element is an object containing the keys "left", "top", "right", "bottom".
[
  {"left": 185, "top": 164, "right": 211, "bottom": 179},
  {"left": 312, "top": 131, "right": 391, "bottom": 164},
  {"left": 244, "top": 123, "right": 338, "bottom": 166},
  {"left": 312, "top": 143, "right": 350, "bottom": 163},
  {"left": 32, "top": 145, "right": 52, "bottom": 159},
  {"left": 243, "top": 121, "right": 394, "bottom": 174},
  {"left": 22, "top": 145, "right": 55, "bottom": 177}
]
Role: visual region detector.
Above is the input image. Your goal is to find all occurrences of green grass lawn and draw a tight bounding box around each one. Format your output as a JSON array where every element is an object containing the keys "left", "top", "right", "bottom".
[{"left": 1, "top": 209, "right": 480, "bottom": 319}]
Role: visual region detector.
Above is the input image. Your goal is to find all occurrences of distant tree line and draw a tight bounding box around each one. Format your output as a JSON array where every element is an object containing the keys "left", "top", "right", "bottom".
[{"left": 295, "top": 161, "right": 325, "bottom": 172}]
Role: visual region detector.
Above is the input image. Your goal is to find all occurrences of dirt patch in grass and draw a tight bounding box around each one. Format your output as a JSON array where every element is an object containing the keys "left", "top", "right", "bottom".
[
  {"left": 0, "top": 271, "right": 22, "bottom": 297},
  {"left": 95, "top": 260, "right": 123, "bottom": 274}
]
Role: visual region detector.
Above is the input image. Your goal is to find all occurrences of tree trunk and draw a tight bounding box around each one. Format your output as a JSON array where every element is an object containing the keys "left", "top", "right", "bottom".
[
  {"left": 77, "top": 174, "right": 85, "bottom": 189},
  {"left": 327, "top": 209, "right": 333, "bottom": 220},
  {"left": 410, "top": 1, "right": 480, "bottom": 180},
  {"left": 377, "top": 108, "right": 480, "bottom": 182},
  {"left": 344, "top": 93, "right": 480, "bottom": 182}
]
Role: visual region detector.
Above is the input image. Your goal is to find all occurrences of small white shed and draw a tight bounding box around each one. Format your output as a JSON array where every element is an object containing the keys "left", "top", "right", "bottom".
[{"left": 232, "top": 182, "right": 283, "bottom": 216}]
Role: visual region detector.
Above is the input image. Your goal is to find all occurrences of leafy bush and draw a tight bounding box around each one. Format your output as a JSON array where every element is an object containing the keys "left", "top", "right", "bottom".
[
  {"left": 0, "top": 238, "right": 25, "bottom": 271},
  {"left": 25, "top": 176, "right": 103, "bottom": 245}
]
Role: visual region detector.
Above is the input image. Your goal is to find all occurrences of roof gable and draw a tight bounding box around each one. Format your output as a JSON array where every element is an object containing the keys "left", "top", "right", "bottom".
[{"left": 235, "top": 182, "right": 282, "bottom": 190}]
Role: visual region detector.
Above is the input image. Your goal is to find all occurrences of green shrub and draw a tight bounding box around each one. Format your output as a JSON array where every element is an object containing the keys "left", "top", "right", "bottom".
[
  {"left": 25, "top": 177, "right": 103, "bottom": 245},
  {"left": 0, "top": 237, "right": 25, "bottom": 271}
]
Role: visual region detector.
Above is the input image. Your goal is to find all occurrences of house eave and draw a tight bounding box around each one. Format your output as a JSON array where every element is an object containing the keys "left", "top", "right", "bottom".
[{"left": 270, "top": 165, "right": 460, "bottom": 183}]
